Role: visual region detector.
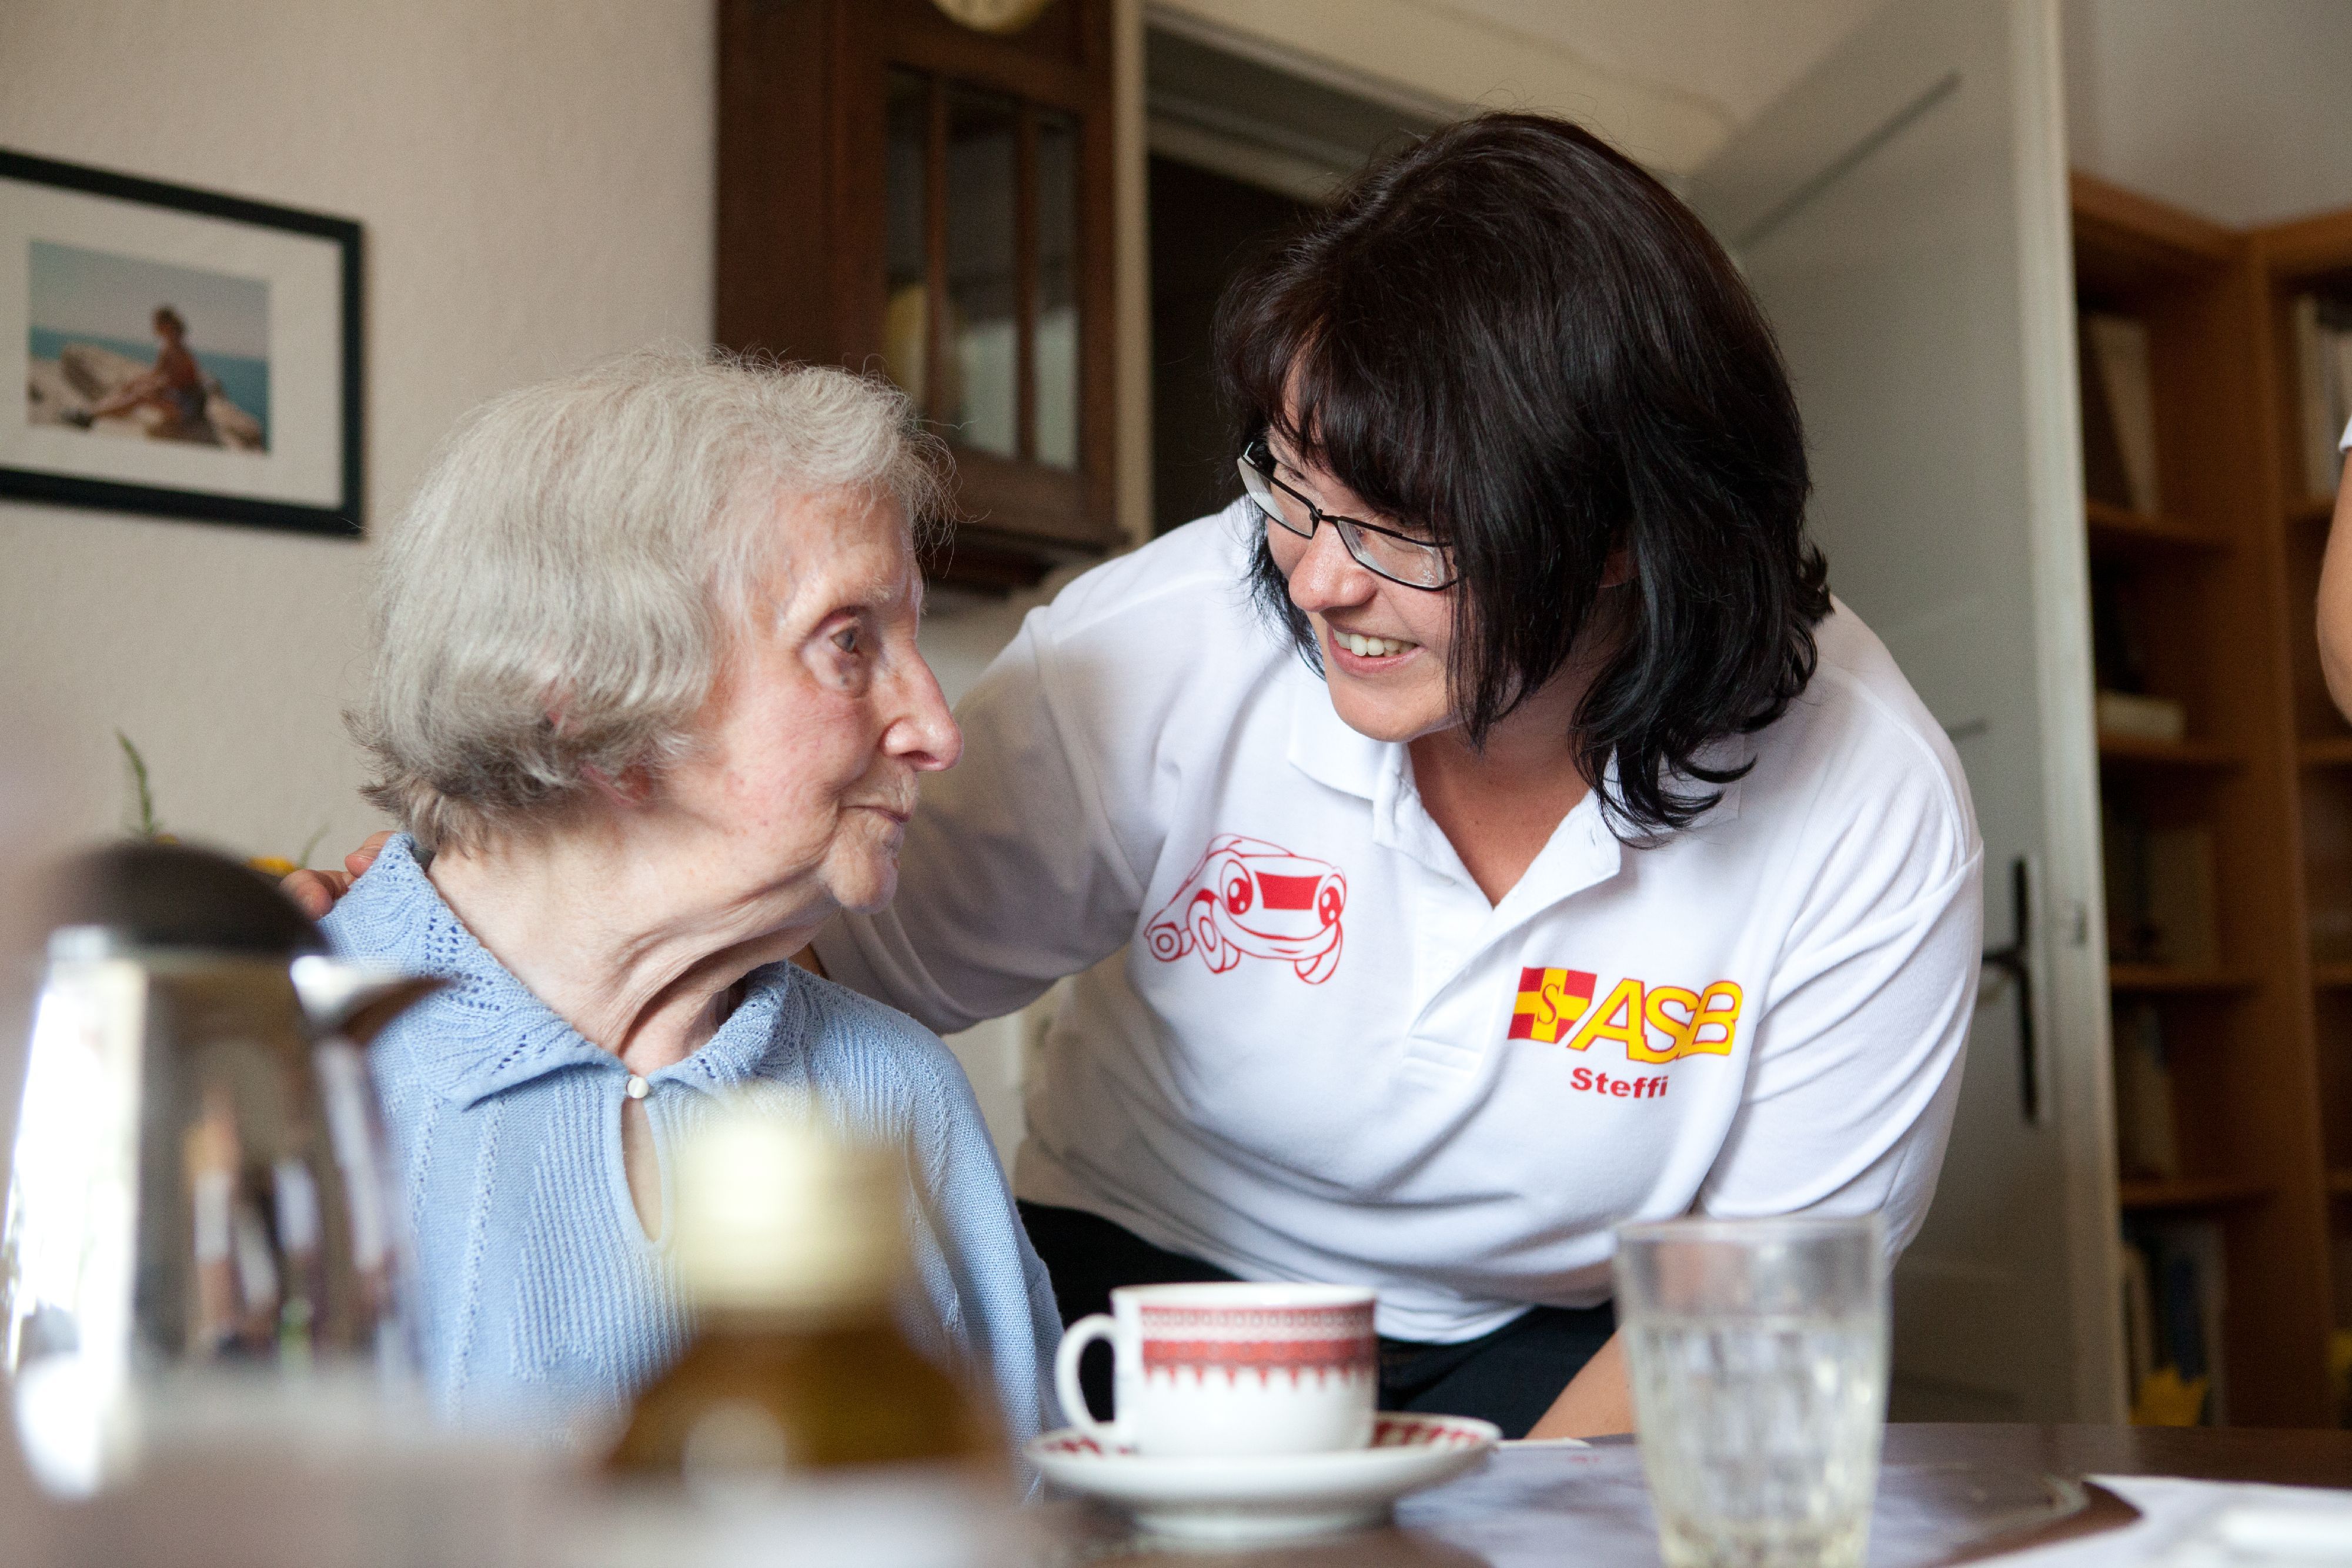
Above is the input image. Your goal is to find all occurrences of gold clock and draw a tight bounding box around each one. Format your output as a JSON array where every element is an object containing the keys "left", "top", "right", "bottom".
[{"left": 928, "top": 0, "right": 1056, "bottom": 33}]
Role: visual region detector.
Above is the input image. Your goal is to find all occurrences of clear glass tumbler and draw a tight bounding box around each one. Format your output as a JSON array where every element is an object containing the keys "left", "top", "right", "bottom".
[{"left": 1615, "top": 1215, "right": 1888, "bottom": 1568}]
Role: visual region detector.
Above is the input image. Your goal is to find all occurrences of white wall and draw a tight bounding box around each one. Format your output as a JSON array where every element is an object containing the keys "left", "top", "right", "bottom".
[
  {"left": 0, "top": 0, "right": 714, "bottom": 868},
  {"left": 1150, "top": 0, "right": 1888, "bottom": 174},
  {"left": 1200, "top": 0, "right": 2352, "bottom": 230},
  {"left": 2064, "top": 0, "right": 2352, "bottom": 228}
]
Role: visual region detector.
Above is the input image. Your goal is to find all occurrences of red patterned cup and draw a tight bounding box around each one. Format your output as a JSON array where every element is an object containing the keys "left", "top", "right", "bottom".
[{"left": 1053, "top": 1282, "right": 1377, "bottom": 1457}]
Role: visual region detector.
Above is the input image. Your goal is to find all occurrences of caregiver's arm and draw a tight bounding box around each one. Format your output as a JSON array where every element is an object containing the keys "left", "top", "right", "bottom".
[
  {"left": 1528, "top": 730, "right": 1986, "bottom": 1440},
  {"left": 1525, "top": 1333, "right": 1632, "bottom": 1439},
  {"left": 1693, "top": 841, "right": 1981, "bottom": 1248}
]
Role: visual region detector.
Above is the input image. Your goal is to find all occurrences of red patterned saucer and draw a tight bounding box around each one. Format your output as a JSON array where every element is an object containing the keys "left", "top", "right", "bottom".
[{"left": 1027, "top": 1412, "right": 1499, "bottom": 1543}]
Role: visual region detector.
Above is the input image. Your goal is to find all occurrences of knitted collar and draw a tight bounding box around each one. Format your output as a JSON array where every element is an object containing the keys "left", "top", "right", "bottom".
[{"left": 330, "top": 835, "right": 800, "bottom": 1109}]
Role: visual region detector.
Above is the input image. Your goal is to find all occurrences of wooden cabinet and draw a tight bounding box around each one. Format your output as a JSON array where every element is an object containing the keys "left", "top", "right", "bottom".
[{"left": 717, "top": 0, "right": 1120, "bottom": 589}]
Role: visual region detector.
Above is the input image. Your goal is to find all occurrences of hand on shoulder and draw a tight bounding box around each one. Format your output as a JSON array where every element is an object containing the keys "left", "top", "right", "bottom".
[{"left": 281, "top": 830, "right": 392, "bottom": 919}]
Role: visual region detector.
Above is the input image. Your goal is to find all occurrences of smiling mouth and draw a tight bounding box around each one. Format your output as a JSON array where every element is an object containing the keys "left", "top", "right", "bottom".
[{"left": 1328, "top": 628, "right": 1419, "bottom": 660}]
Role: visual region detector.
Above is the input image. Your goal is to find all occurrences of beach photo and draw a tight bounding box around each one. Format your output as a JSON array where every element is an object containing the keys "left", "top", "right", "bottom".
[
  {"left": 1, "top": 147, "right": 360, "bottom": 536},
  {"left": 26, "top": 239, "right": 270, "bottom": 452}
]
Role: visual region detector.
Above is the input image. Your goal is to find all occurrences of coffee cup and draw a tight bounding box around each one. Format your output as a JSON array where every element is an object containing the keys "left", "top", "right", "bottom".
[{"left": 1053, "top": 1282, "right": 1377, "bottom": 1457}]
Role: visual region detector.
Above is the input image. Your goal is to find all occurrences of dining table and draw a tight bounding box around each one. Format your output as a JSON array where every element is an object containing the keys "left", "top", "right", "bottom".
[{"left": 1037, "top": 1423, "right": 2352, "bottom": 1567}]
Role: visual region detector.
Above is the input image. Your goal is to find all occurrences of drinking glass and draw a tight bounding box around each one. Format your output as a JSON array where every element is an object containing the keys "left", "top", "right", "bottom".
[{"left": 1615, "top": 1215, "right": 1888, "bottom": 1568}]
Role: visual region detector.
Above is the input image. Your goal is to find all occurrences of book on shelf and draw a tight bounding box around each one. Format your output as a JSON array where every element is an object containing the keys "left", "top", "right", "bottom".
[
  {"left": 2089, "top": 566, "right": 2150, "bottom": 698},
  {"left": 2103, "top": 798, "right": 2152, "bottom": 962},
  {"left": 2144, "top": 825, "right": 2220, "bottom": 971},
  {"left": 2112, "top": 1001, "right": 2179, "bottom": 1179},
  {"left": 2079, "top": 310, "right": 2161, "bottom": 516},
  {"left": 2102, "top": 804, "right": 2218, "bottom": 969},
  {"left": 2292, "top": 292, "right": 2352, "bottom": 500},
  {"left": 2096, "top": 690, "right": 2187, "bottom": 745},
  {"left": 2123, "top": 1217, "right": 2227, "bottom": 1425},
  {"left": 2310, "top": 882, "right": 2352, "bottom": 967},
  {"left": 2333, "top": 1238, "right": 2352, "bottom": 1425},
  {"left": 2121, "top": 1240, "right": 2157, "bottom": 1401}
]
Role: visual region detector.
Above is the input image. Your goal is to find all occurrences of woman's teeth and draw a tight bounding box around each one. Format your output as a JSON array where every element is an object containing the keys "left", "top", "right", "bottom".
[{"left": 1335, "top": 631, "right": 1415, "bottom": 658}]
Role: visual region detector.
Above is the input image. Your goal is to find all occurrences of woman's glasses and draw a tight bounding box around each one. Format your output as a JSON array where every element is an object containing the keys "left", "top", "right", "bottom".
[{"left": 1237, "top": 441, "right": 1458, "bottom": 591}]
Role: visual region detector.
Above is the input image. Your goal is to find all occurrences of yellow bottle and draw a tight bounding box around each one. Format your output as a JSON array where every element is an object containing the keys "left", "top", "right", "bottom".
[{"left": 606, "top": 1106, "right": 1004, "bottom": 1485}]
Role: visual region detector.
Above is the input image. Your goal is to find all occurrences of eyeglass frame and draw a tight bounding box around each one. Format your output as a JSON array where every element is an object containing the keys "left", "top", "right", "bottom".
[{"left": 1238, "top": 439, "right": 1459, "bottom": 591}]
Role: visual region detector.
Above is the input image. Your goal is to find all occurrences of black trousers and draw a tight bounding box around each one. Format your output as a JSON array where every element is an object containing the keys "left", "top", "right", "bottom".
[{"left": 1019, "top": 1200, "right": 1615, "bottom": 1441}]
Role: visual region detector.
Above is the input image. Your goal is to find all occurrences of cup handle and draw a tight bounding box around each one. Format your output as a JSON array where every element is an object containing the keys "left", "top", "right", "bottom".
[{"left": 1054, "top": 1313, "right": 1124, "bottom": 1446}]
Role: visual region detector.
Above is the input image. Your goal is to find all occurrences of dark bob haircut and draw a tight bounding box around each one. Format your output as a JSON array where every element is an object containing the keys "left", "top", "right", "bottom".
[{"left": 1215, "top": 112, "right": 1828, "bottom": 839}]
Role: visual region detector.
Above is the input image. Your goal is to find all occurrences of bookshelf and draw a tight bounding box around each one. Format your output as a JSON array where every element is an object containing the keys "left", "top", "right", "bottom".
[
  {"left": 2072, "top": 172, "right": 2336, "bottom": 1427},
  {"left": 2250, "top": 199, "right": 2352, "bottom": 1432}
]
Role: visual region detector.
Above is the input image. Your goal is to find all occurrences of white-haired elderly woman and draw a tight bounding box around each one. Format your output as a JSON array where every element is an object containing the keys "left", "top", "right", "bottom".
[{"left": 320, "top": 347, "right": 1060, "bottom": 1440}]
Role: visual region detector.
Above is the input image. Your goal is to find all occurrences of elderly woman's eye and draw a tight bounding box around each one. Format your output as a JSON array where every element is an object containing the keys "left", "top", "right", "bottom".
[{"left": 832, "top": 626, "right": 861, "bottom": 654}]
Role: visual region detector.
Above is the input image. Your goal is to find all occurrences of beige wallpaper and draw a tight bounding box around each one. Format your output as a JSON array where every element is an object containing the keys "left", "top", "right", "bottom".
[{"left": 0, "top": 0, "right": 715, "bottom": 867}]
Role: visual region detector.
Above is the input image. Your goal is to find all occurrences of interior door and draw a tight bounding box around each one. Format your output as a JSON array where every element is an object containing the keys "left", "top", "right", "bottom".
[{"left": 1689, "top": 0, "right": 2122, "bottom": 1421}]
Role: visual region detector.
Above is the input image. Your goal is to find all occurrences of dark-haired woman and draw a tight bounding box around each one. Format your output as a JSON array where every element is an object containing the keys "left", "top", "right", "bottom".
[
  {"left": 814, "top": 112, "right": 1982, "bottom": 1439},
  {"left": 301, "top": 112, "right": 1979, "bottom": 1439}
]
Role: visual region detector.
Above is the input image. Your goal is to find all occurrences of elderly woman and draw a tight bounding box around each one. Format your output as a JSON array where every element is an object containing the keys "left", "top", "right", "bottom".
[{"left": 320, "top": 347, "right": 1060, "bottom": 1440}]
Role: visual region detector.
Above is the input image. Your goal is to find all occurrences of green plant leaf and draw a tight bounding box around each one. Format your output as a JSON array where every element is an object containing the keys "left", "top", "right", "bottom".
[{"left": 116, "top": 730, "right": 161, "bottom": 840}]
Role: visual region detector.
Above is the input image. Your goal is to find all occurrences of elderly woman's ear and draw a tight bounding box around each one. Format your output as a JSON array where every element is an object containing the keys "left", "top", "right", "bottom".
[{"left": 577, "top": 762, "right": 656, "bottom": 810}]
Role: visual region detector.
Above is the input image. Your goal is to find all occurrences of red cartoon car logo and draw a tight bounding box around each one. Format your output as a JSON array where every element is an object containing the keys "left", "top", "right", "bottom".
[{"left": 1144, "top": 835, "right": 1347, "bottom": 984}]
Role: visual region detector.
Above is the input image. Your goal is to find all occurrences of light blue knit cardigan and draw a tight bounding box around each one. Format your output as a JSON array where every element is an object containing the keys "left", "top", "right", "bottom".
[{"left": 322, "top": 835, "right": 1061, "bottom": 1446}]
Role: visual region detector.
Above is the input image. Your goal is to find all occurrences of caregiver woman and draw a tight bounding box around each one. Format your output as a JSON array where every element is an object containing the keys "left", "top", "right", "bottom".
[
  {"left": 303, "top": 112, "right": 1980, "bottom": 1438},
  {"left": 823, "top": 111, "right": 1979, "bottom": 1440}
]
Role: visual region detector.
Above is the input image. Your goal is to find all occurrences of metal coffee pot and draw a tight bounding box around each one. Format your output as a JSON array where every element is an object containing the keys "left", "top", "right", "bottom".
[{"left": 1, "top": 841, "right": 440, "bottom": 1497}]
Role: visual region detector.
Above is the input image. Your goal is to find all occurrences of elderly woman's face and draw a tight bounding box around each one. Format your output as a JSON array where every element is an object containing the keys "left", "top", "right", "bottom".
[{"left": 661, "top": 486, "right": 958, "bottom": 921}]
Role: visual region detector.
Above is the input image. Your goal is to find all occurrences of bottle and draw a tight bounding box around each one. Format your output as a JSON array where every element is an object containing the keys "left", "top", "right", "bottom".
[{"left": 605, "top": 1105, "right": 1004, "bottom": 1487}]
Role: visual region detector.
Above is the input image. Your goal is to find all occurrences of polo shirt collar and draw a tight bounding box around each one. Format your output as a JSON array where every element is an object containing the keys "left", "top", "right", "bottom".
[
  {"left": 336, "top": 836, "right": 796, "bottom": 1109},
  {"left": 1279, "top": 666, "right": 1741, "bottom": 900},
  {"left": 1285, "top": 663, "right": 1394, "bottom": 801}
]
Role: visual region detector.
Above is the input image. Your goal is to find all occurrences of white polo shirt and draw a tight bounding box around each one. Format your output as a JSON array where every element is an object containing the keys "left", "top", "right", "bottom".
[{"left": 816, "top": 504, "right": 1982, "bottom": 1343}]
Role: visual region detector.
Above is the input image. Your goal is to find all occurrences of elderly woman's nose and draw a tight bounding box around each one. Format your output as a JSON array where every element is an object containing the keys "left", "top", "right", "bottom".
[{"left": 890, "top": 658, "right": 963, "bottom": 771}]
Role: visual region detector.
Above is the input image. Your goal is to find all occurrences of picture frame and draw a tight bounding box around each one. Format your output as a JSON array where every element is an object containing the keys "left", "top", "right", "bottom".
[{"left": 1, "top": 148, "right": 363, "bottom": 539}]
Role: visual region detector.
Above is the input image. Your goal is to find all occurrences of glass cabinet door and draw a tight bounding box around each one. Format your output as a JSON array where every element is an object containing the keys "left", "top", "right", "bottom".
[
  {"left": 717, "top": 0, "right": 1115, "bottom": 586},
  {"left": 883, "top": 69, "right": 931, "bottom": 410},
  {"left": 884, "top": 71, "right": 1083, "bottom": 473},
  {"left": 1034, "top": 109, "right": 1080, "bottom": 470}
]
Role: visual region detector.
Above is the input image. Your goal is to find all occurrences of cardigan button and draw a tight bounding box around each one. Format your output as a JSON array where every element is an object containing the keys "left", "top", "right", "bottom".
[{"left": 624, "top": 1074, "right": 650, "bottom": 1101}]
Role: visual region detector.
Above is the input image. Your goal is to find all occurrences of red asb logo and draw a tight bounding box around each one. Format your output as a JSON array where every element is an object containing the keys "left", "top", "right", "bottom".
[
  {"left": 1145, "top": 835, "right": 1347, "bottom": 984},
  {"left": 1508, "top": 965, "right": 1744, "bottom": 1102}
]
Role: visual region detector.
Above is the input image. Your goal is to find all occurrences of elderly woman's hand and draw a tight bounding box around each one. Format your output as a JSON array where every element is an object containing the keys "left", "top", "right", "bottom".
[{"left": 280, "top": 830, "right": 391, "bottom": 919}]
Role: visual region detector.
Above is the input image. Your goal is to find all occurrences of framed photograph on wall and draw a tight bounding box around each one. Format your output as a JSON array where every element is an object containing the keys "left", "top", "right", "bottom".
[{"left": 0, "top": 148, "right": 362, "bottom": 538}]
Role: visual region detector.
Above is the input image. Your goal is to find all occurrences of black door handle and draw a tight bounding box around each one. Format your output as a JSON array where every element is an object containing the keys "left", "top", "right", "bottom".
[{"left": 1980, "top": 856, "right": 2036, "bottom": 1123}]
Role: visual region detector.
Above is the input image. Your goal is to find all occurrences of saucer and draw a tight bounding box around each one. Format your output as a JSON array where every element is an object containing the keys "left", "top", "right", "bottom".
[{"left": 1026, "top": 1412, "right": 1501, "bottom": 1543}]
